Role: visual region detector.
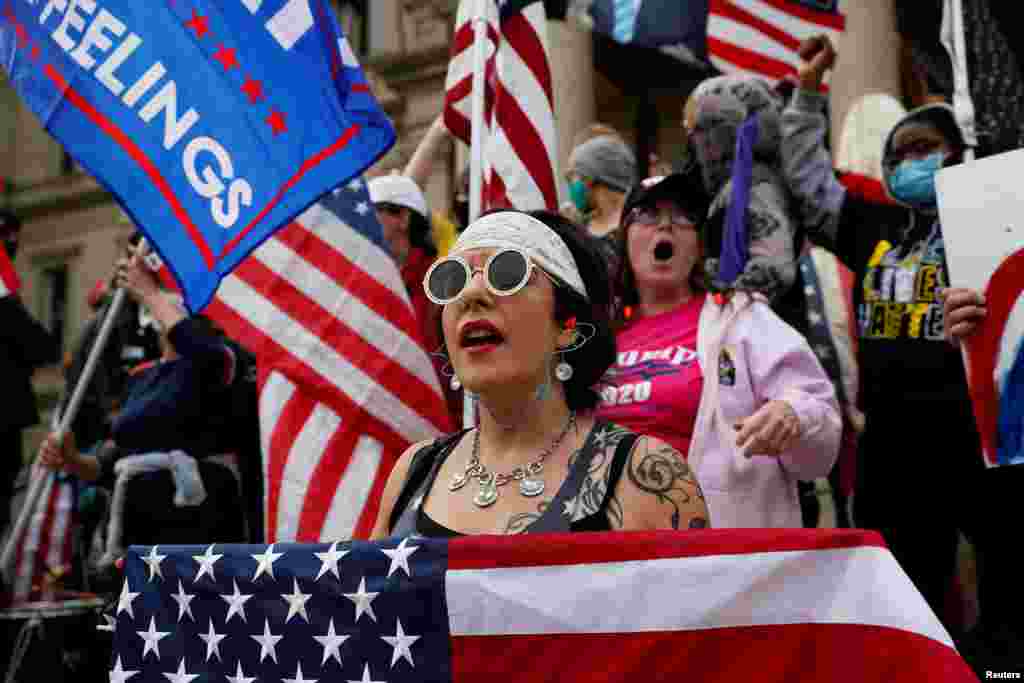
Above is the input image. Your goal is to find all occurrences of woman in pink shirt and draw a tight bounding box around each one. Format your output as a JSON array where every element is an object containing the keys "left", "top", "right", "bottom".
[{"left": 597, "top": 174, "right": 841, "bottom": 527}]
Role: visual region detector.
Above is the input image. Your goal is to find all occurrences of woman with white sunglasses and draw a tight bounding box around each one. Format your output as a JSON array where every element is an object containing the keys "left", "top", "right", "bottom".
[
  {"left": 600, "top": 174, "right": 841, "bottom": 528},
  {"left": 371, "top": 210, "right": 708, "bottom": 538}
]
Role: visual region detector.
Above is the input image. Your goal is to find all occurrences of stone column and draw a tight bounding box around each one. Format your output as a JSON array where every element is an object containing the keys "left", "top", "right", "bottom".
[
  {"left": 830, "top": 0, "right": 903, "bottom": 151},
  {"left": 547, "top": 19, "right": 596, "bottom": 202}
]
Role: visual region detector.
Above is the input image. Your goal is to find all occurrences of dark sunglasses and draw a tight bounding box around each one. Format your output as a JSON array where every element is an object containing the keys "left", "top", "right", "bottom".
[
  {"left": 423, "top": 247, "right": 557, "bottom": 305},
  {"left": 374, "top": 203, "right": 405, "bottom": 216}
]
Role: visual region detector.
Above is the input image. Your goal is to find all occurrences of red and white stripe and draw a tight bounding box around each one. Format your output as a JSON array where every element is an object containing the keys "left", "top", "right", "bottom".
[
  {"left": 708, "top": 0, "right": 845, "bottom": 86},
  {"left": 1, "top": 242, "right": 19, "bottom": 297},
  {"left": 202, "top": 199, "right": 451, "bottom": 542},
  {"left": 11, "top": 472, "right": 75, "bottom": 601},
  {"left": 446, "top": 529, "right": 976, "bottom": 681},
  {"left": 443, "top": 0, "right": 559, "bottom": 212}
]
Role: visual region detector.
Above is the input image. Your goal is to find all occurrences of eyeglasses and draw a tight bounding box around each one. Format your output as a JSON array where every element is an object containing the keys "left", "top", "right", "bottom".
[
  {"left": 374, "top": 203, "right": 405, "bottom": 216},
  {"left": 626, "top": 206, "right": 696, "bottom": 228},
  {"left": 423, "top": 247, "right": 558, "bottom": 305}
]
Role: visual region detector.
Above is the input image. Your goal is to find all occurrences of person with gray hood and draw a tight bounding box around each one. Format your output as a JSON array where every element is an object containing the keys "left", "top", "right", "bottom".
[
  {"left": 781, "top": 36, "right": 1022, "bottom": 674},
  {"left": 565, "top": 133, "right": 637, "bottom": 274}
]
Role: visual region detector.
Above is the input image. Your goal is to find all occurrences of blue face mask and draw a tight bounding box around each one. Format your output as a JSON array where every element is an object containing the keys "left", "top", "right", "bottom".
[
  {"left": 887, "top": 152, "right": 945, "bottom": 208},
  {"left": 568, "top": 178, "right": 591, "bottom": 215}
]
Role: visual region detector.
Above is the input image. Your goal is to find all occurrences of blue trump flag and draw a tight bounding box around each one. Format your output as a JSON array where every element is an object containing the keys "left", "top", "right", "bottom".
[{"left": 1, "top": 0, "right": 394, "bottom": 311}]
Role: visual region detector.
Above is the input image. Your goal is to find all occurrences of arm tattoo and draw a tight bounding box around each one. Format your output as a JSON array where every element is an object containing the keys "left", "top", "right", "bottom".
[{"left": 627, "top": 438, "right": 706, "bottom": 530}]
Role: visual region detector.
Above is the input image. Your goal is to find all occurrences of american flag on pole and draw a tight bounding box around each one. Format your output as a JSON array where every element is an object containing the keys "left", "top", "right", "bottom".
[
  {"left": 443, "top": 0, "right": 559, "bottom": 212},
  {"left": 707, "top": 0, "right": 845, "bottom": 85},
  {"left": 0, "top": 241, "right": 19, "bottom": 297},
  {"left": 9, "top": 473, "right": 76, "bottom": 601},
  {"left": 160, "top": 182, "right": 453, "bottom": 543},
  {"left": 109, "top": 530, "right": 977, "bottom": 682}
]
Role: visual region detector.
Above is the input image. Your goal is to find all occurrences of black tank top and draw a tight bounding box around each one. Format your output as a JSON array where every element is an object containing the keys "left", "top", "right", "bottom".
[{"left": 388, "top": 421, "right": 639, "bottom": 538}]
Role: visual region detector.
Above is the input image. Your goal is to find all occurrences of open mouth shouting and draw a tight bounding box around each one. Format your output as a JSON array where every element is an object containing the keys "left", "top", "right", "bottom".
[{"left": 459, "top": 319, "right": 506, "bottom": 354}]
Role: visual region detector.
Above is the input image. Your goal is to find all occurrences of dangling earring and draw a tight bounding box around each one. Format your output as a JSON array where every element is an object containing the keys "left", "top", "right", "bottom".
[
  {"left": 450, "top": 375, "right": 462, "bottom": 391},
  {"left": 555, "top": 358, "right": 573, "bottom": 382}
]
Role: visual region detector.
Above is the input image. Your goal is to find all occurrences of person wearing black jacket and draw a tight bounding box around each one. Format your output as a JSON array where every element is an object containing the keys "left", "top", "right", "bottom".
[
  {"left": 0, "top": 211, "right": 56, "bottom": 534},
  {"left": 782, "top": 36, "right": 1023, "bottom": 673}
]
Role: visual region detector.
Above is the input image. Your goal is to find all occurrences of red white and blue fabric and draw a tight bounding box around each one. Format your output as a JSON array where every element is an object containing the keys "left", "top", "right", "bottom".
[
  {"left": 1, "top": 0, "right": 394, "bottom": 311},
  {"left": 443, "top": 0, "right": 559, "bottom": 212},
  {"left": 148, "top": 181, "right": 452, "bottom": 542},
  {"left": 0, "top": 242, "right": 19, "bottom": 297},
  {"left": 9, "top": 474, "right": 76, "bottom": 601},
  {"left": 110, "top": 530, "right": 976, "bottom": 682},
  {"left": 707, "top": 0, "right": 845, "bottom": 86},
  {"left": 966, "top": 247, "right": 1024, "bottom": 467}
]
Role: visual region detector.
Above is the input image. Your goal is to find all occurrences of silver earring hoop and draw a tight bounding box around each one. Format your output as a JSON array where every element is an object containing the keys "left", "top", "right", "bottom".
[{"left": 559, "top": 322, "right": 597, "bottom": 354}]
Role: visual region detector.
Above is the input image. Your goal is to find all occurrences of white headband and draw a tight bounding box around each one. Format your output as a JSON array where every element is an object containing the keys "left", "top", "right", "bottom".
[{"left": 452, "top": 212, "right": 590, "bottom": 301}]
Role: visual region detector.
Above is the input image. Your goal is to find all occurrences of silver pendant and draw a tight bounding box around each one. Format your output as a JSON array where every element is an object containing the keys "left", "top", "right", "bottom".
[
  {"left": 519, "top": 477, "right": 545, "bottom": 498},
  {"left": 473, "top": 479, "right": 498, "bottom": 508},
  {"left": 449, "top": 471, "right": 469, "bottom": 492}
]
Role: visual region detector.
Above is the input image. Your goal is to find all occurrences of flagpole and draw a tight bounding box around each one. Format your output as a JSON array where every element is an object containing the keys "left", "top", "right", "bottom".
[
  {"left": 0, "top": 240, "right": 148, "bottom": 580},
  {"left": 462, "top": 0, "right": 489, "bottom": 429}
]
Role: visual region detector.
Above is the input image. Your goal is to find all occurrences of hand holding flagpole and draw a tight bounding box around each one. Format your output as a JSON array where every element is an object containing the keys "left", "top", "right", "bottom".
[{"left": 0, "top": 240, "right": 149, "bottom": 582}]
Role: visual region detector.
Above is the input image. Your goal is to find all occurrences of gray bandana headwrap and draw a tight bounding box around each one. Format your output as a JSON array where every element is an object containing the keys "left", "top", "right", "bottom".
[
  {"left": 689, "top": 75, "right": 783, "bottom": 193},
  {"left": 571, "top": 135, "right": 637, "bottom": 192}
]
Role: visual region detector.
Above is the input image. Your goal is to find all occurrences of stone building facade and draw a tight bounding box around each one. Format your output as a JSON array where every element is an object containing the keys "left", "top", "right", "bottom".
[{"left": 1, "top": 0, "right": 906, "bottom": 450}]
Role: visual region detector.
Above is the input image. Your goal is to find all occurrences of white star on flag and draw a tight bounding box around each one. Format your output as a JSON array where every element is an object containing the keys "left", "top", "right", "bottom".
[
  {"left": 220, "top": 579, "right": 254, "bottom": 623},
  {"left": 282, "top": 578, "right": 313, "bottom": 623},
  {"left": 346, "top": 178, "right": 362, "bottom": 192},
  {"left": 225, "top": 661, "right": 257, "bottom": 683},
  {"left": 381, "top": 618, "right": 421, "bottom": 668},
  {"left": 343, "top": 576, "right": 379, "bottom": 623},
  {"left": 252, "top": 619, "right": 284, "bottom": 663},
  {"left": 314, "top": 541, "right": 348, "bottom": 581},
  {"left": 314, "top": 618, "right": 349, "bottom": 666},
  {"left": 347, "top": 664, "right": 386, "bottom": 683},
  {"left": 284, "top": 662, "right": 318, "bottom": 683},
  {"left": 251, "top": 544, "right": 285, "bottom": 581},
  {"left": 381, "top": 538, "right": 419, "bottom": 578},
  {"left": 162, "top": 658, "right": 199, "bottom": 683},
  {"left": 199, "top": 619, "right": 227, "bottom": 662},
  {"left": 192, "top": 545, "right": 223, "bottom": 582},
  {"left": 355, "top": 201, "right": 370, "bottom": 215},
  {"left": 109, "top": 656, "right": 139, "bottom": 683},
  {"left": 117, "top": 579, "right": 140, "bottom": 619},
  {"left": 171, "top": 581, "right": 196, "bottom": 623},
  {"left": 137, "top": 616, "right": 171, "bottom": 660},
  {"left": 142, "top": 545, "right": 167, "bottom": 582}
]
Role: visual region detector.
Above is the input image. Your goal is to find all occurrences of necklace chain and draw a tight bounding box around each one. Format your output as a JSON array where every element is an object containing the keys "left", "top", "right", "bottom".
[{"left": 448, "top": 412, "right": 576, "bottom": 506}]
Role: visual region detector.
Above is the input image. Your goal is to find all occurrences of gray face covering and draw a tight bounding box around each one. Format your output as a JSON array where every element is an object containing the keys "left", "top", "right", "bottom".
[{"left": 689, "top": 75, "right": 783, "bottom": 194}]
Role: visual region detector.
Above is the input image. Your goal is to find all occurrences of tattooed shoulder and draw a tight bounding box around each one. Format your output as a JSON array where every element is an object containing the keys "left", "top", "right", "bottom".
[{"left": 622, "top": 436, "right": 709, "bottom": 530}]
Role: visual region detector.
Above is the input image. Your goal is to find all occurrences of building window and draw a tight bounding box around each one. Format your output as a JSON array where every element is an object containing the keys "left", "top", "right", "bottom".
[
  {"left": 334, "top": 0, "right": 367, "bottom": 55},
  {"left": 41, "top": 264, "right": 68, "bottom": 364}
]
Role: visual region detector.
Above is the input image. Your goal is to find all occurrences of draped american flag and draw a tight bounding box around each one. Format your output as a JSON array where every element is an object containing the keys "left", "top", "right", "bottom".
[
  {"left": 148, "top": 181, "right": 451, "bottom": 543},
  {"left": 707, "top": 0, "right": 845, "bottom": 85},
  {"left": 108, "top": 530, "right": 977, "bottom": 682},
  {"left": 443, "top": 0, "right": 559, "bottom": 212},
  {"left": 200, "top": 183, "right": 452, "bottom": 543},
  {"left": 9, "top": 473, "right": 76, "bottom": 601}
]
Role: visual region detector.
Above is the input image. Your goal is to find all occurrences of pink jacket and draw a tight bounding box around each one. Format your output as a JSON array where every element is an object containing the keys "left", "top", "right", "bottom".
[{"left": 688, "top": 293, "right": 841, "bottom": 528}]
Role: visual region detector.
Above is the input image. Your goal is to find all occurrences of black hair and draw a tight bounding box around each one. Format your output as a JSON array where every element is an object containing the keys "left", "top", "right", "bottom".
[
  {"left": 407, "top": 210, "right": 437, "bottom": 258},
  {"left": 613, "top": 196, "right": 707, "bottom": 330},
  {"left": 435, "top": 209, "right": 616, "bottom": 413},
  {"left": 525, "top": 210, "right": 616, "bottom": 413}
]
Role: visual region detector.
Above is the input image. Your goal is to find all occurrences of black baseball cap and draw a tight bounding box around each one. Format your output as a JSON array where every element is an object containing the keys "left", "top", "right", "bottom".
[{"left": 621, "top": 172, "right": 710, "bottom": 228}]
